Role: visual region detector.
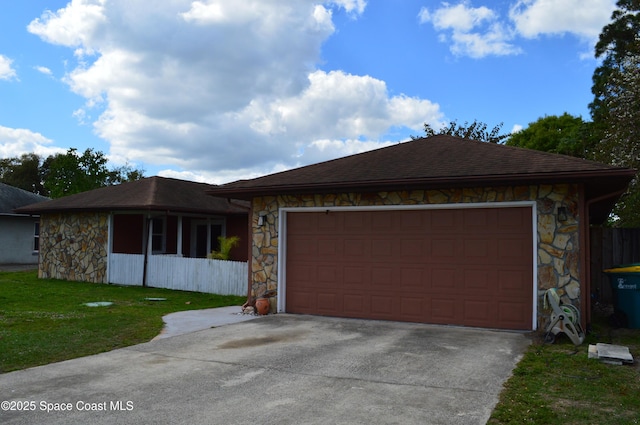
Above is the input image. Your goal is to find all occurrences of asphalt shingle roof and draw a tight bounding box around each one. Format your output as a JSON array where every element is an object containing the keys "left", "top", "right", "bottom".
[
  {"left": 15, "top": 176, "right": 249, "bottom": 215},
  {"left": 207, "top": 135, "right": 636, "bottom": 200},
  {"left": 0, "top": 183, "right": 49, "bottom": 215}
]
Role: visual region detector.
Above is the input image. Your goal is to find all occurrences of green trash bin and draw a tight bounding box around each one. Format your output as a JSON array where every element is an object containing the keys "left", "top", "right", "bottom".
[{"left": 604, "top": 264, "right": 640, "bottom": 329}]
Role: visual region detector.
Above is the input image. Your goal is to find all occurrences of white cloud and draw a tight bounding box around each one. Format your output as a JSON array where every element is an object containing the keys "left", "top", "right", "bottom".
[
  {"left": 420, "top": 0, "right": 615, "bottom": 59},
  {"left": 449, "top": 22, "right": 521, "bottom": 58},
  {"left": 420, "top": 2, "right": 495, "bottom": 32},
  {"left": 247, "top": 70, "right": 441, "bottom": 141},
  {"left": 27, "top": 0, "right": 443, "bottom": 183},
  {"left": 35, "top": 66, "right": 53, "bottom": 76},
  {"left": 418, "top": 2, "right": 520, "bottom": 58},
  {"left": 0, "top": 55, "right": 18, "bottom": 81},
  {"left": 0, "top": 125, "right": 65, "bottom": 158},
  {"left": 510, "top": 0, "right": 616, "bottom": 40},
  {"left": 329, "top": 0, "right": 367, "bottom": 15},
  {"left": 27, "top": 0, "right": 108, "bottom": 56}
]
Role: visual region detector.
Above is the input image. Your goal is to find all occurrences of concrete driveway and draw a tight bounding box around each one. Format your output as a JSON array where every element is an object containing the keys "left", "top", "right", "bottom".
[{"left": 0, "top": 315, "right": 530, "bottom": 425}]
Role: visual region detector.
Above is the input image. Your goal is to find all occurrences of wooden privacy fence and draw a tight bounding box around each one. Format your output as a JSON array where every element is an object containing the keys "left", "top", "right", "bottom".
[
  {"left": 591, "top": 227, "right": 640, "bottom": 304},
  {"left": 108, "top": 253, "right": 247, "bottom": 296}
]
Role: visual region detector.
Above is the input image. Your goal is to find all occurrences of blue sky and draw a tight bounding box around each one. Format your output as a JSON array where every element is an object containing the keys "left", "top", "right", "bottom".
[{"left": 0, "top": 0, "right": 616, "bottom": 184}]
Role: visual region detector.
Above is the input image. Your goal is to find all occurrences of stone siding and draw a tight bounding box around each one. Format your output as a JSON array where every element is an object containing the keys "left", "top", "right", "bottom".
[
  {"left": 251, "top": 184, "right": 580, "bottom": 325},
  {"left": 39, "top": 212, "right": 109, "bottom": 283}
]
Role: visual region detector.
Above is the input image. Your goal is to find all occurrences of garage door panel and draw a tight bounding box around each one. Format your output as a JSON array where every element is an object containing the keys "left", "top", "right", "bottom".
[
  {"left": 463, "top": 209, "right": 491, "bottom": 230},
  {"left": 497, "top": 301, "right": 529, "bottom": 326},
  {"left": 399, "top": 210, "right": 427, "bottom": 229},
  {"left": 286, "top": 207, "right": 533, "bottom": 330},
  {"left": 497, "top": 269, "right": 530, "bottom": 292},
  {"left": 463, "top": 269, "right": 492, "bottom": 291},
  {"left": 498, "top": 238, "right": 529, "bottom": 259},
  {"left": 344, "top": 213, "right": 366, "bottom": 230},
  {"left": 431, "top": 298, "right": 457, "bottom": 322},
  {"left": 286, "top": 213, "right": 314, "bottom": 231},
  {"left": 371, "top": 267, "right": 393, "bottom": 289},
  {"left": 317, "top": 266, "right": 338, "bottom": 284},
  {"left": 371, "top": 295, "right": 394, "bottom": 316},
  {"left": 463, "top": 300, "right": 491, "bottom": 322},
  {"left": 400, "top": 239, "right": 425, "bottom": 257},
  {"left": 316, "top": 293, "right": 340, "bottom": 314},
  {"left": 498, "top": 208, "right": 527, "bottom": 227},
  {"left": 372, "top": 212, "right": 393, "bottom": 231},
  {"left": 344, "top": 266, "right": 367, "bottom": 285},
  {"left": 463, "top": 239, "right": 493, "bottom": 260},
  {"left": 343, "top": 294, "right": 365, "bottom": 315},
  {"left": 431, "top": 268, "right": 456, "bottom": 289},
  {"left": 287, "top": 289, "right": 315, "bottom": 311},
  {"left": 318, "top": 213, "right": 340, "bottom": 231},
  {"left": 400, "top": 297, "right": 424, "bottom": 319},
  {"left": 288, "top": 236, "right": 317, "bottom": 257},
  {"left": 430, "top": 238, "right": 457, "bottom": 259},
  {"left": 430, "top": 210, "right": 457, "bottom": 230},
  {"left": 287, "top": 264, "right": 316, "bottom": 285},
  {"left": 371, "top": 240, "right": 393, "bottom": 257},
  {"left": 343, "top": 238, "right": 367, "bottom": 256},
  {"left": 400, "top": 267, "right": 425, "bottom": 289}
]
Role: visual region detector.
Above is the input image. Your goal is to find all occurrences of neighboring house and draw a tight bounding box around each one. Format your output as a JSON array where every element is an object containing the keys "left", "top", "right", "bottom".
[
  {"left": 16, "top": 177, "right": 250, "bottom": 293},
  {"left": 207, "top": 135, "right": 636, "bottom": 331},
  {"left": 0, "top": 183, "right": 48, "bottom": 265}
]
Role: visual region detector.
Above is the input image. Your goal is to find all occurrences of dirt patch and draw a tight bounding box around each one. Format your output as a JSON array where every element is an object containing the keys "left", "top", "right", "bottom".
[{"left": 218, "top": 330, "right": 307, "bottom": 349}]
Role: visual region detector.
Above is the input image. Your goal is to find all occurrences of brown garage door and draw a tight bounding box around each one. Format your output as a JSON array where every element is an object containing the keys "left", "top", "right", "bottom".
[{"left": 285, "top": 207, "right": 533, "bottom": 330}]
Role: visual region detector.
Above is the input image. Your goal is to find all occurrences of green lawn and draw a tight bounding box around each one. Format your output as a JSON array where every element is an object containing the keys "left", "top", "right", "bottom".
[
  {"left": 489, "top": 315, "right": 640, "bottom": 424},
  {"left": 0, "top": 270, "right": 245, "bottom": 373}
]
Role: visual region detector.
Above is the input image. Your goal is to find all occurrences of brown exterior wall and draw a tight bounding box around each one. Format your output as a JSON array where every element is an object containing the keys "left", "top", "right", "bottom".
[
  {"left": 227, "top": 214, "right": 249, "bottom": 262},
  {"left": 39, "top": 212, "right": 109, "bottom": 283},
  {"left": 112, "top": 214, "right": 143, "bottom": 254},
  {"left": 250, "top": 184, "right": 581, "bottom": 328},
  {"left": 165, "top": 216, "right": 178, "bottom": 254}
]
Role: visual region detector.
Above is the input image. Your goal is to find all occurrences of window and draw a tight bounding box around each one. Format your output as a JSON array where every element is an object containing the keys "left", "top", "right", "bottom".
[
  {"left": 33, "top": 221, "right": 40, "bottom": 252},
  {"left": 151, "top": 217, "right": 166, "bottom": 254},
  {"left": 192, "top": 219, "right": 225, "bottom": 258}
]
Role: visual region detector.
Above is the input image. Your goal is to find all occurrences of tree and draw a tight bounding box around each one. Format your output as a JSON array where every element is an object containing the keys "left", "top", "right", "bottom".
[
  {"left": 417, "top": 119, "right": 510, "bottom": 144},
  {"left": 0, "top": 153, "right": 46, "bottom": 195},
  {"left": 42, "top": 148, "right": 109, "bottom": 198},
  {"left": 590, "top": 0, "right": 640, "bottom": 124},
  {"left": 109, "top": 163, "right": 145, "bottom": 185},
  {"left": 1, "top": 148, "right": 145, "bottom": 198},
  {"left": 597, "top": 55, "right": 640, "bottom": 226},
  {"left": 589, "top": 0, "right": 640, "bottom": 226},
  {"left": 506, "top": 113, "right": 598, "bottom": 159},
  {"left": 41, "top": 148, "right": 144, "bottom": 198}
]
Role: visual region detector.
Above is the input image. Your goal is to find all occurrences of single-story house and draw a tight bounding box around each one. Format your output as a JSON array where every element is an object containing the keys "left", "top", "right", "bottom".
[
  {"left": 16, "top": 176, "right": 250, "bottom": 287},
  {"left": 0, "top": 183, "right": 49, "bottom": 265},
  {"left": 207, "top": 135, "right": 636, "bottom": 331}
]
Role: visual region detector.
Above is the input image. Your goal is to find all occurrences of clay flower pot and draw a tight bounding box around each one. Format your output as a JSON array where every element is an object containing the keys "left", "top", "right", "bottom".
[{"left": 255, "top": 297, "right": 270, "bottom": 315}]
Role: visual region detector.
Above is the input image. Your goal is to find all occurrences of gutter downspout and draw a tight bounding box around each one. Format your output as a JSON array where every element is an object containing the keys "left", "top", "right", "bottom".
[
  {"left": 584, "top": 188, "right": 627, "bottom": 328},
  {"left": 142, "top": 215, "right": 152, "bottom": 287},
  {"left": 244, "top": 200, "right": 254, "bottom": 308},
  {"left": 106, "top": 212, "right": 114, "bottom": 284}
]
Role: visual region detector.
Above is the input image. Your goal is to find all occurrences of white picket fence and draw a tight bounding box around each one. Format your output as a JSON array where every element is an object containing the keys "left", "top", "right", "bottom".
[{"left": 108, "top": 253, "right": 247, "bottom": 296}]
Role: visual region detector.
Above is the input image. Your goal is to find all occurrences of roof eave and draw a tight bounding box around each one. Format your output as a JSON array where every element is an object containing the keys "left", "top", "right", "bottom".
[
  {"left": 15, "top": 205, "right": 249, "bottom": 215},
  {"left": 207, "top": 169, "right": 637, "bottom": 200}
]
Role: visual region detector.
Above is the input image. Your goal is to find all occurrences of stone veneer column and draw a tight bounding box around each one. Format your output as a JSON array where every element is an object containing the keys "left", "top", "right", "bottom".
[
  {"left": 251, "top": 184, "right": 580, "bottom": 325},
  {"left": 39, "top": 212, "right": 109, "bottom": 283}
]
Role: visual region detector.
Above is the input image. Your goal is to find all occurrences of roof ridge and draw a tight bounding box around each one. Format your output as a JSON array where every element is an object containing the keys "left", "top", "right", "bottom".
[{"left": 147, "top": 176, "right": 161, "bottom": 205}]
